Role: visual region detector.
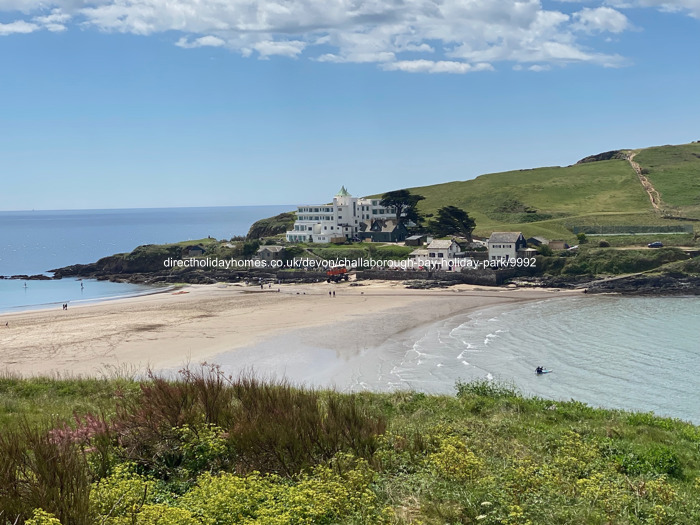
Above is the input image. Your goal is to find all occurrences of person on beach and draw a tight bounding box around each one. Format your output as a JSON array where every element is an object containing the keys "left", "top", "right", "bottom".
[
  {"left": 333, "top": 291, "right": 336, "bottom": 297},
  {"left": 329, "top": 291, "right": 331, "bottom": 297}
]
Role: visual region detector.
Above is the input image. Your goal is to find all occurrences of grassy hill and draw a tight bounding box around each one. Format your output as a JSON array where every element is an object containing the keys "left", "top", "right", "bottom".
[
  {"left": 363, "top": 142, "right": 700, "bottom": 244},
  {"left": 246, "top": 141, "right": 700, "bottom": 246},
  {"left": 632, "top": 142, "right": 700, "bottom": 214}
]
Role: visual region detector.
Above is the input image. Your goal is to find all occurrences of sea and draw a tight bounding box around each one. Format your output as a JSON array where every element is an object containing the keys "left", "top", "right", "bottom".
[
  {"left": 2, "top": 207, "right": 699, "bottom": 422},
  {"left": 0, "top": 206, "right": 291, "bottom": 313},
  {"left": 217, "top": 295, "right": 700, "bottom": 423}
]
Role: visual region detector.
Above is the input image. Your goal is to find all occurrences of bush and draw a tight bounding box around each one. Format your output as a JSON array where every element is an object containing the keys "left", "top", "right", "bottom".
[
  {"left": 427, "top": 436, "right": 483, "bottom": 481},
  {"left": 599, "top": 240, "right": 611, "bottom": 247},
  {"left": 0, "top": 421, "right": 92, "bottom": 525},
  {"left": 537, "top": 244, "right": 553, "bottom": 256},
  {"left": 178, "top": 459, "right": 385, "bottom": 525},
  {"left": 112, "top": 366, "right": 386, "bottom": 478},
  {"left": 455, "top": 379, "right": 519, "bottom": 399}
]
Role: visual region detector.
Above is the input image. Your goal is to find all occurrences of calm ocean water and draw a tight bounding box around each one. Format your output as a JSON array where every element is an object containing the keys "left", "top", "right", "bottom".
[
  {"left": 0, "top": 206, "right": 291, "bottom": 312},
  {"left": 365, "top": 295, "right": 700, "bottom": 422},
  {"left": 216, "top": 295, "right": 700, "bottom": 423}
]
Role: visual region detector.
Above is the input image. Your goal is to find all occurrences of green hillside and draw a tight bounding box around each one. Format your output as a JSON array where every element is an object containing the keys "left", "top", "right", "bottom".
[
  {"left": 389, "top": 142, "right": 700, "bottom": 243},
  {"left": 251, "top": 141, "right": 700, "bottom": 245},
  {"left": 633, "top": 142, "right": 700, "bottom": 213}
]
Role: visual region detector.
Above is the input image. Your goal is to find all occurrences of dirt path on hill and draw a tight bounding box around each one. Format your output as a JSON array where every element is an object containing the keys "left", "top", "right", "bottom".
[{"left": 627, "top": 152, "right": 663, "bottom": 211}]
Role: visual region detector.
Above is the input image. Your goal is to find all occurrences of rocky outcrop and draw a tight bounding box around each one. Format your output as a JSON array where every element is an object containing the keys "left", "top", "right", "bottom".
[
  {"left": 585, "top": 274, "right": 700, "bottom": 295},
  {"left": 576, "top": 150, "right": 627, "bottom": 164},
  {"left": 247, "top": 212, "right": 295, "bottom": 240},
  {"left": 3, "top": 274, "right": 54, "bottom": 280}
]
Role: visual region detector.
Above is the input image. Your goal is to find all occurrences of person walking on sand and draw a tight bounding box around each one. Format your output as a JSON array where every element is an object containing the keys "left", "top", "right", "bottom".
[
  {"left": 333, "top": 290, "right": 336, "bottom": 297},
  {"left": 329, "top": 291, "right": 332, "bottom": 297}
]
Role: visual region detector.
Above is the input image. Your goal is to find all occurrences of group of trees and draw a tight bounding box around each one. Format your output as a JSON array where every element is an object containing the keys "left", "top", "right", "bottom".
[{"left": 380, "top": 189, "right": 475, "bottom": 240}]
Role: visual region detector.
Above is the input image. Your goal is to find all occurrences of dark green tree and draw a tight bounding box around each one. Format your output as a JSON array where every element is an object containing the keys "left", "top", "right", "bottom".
[
  {"left": 380, "top": 189, "right": 425, "bottom": 226},
  {"left": 429, "top": 206, "right": 476, "bottom": 241}
]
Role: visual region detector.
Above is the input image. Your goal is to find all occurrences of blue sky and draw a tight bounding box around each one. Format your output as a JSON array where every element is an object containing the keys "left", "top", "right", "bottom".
[{"left": 1, "top": 0, "right": 699, "bottom": 211}]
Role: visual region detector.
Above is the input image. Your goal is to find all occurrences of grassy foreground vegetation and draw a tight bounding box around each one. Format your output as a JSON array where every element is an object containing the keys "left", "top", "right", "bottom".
[{"left": 2, "top": 367, "right": 700, "bottom": 524}]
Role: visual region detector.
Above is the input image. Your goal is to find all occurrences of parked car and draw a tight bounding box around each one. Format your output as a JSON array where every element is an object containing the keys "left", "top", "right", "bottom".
[{"left": 647, "top": 241, "right": 664, "bottom": 248}]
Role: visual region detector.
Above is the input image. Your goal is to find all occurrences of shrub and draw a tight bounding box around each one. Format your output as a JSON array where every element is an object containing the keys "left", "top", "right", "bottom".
[
  {"left": 112, "top": 367, "right": 386, "bottom": 478},
  {"left": 455, "top": 379, "right": 519, "bottom": 399},
  {"left": 226, "top": 377, "right": 385, "bottom": 475},
  {"left": 24, "top": 509, "right": 62, "bottom": 525},
  {"left": 537, "top": 244, "right": 553, "bottom": 256},
  {"left": 90, "top": 464, "right": 154, "bottom": 519},
  {"left": 179, "top": 458, "right": 385, "bottom": 525},
  {"left": 0, "top": 421, "right": 92, "bottom": 525},
  {"left": 427, "top": 436, "right": 483, "bottom": 481}
]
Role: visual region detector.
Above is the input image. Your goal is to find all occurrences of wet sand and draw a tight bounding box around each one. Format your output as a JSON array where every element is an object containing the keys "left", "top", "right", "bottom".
[{"left": 0, "top": 280, "right": 578, "bottom": 377}]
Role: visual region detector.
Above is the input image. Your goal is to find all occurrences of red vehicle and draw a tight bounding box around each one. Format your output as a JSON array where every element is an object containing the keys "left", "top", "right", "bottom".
[{"left": 326, "top": 266, "right": 349, "bottom": 283}]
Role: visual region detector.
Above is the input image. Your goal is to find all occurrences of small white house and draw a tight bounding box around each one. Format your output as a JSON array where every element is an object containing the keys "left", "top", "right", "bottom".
[
  {"left": 427, "top": 239, "right": 461, "bottom": 259},
  {"left": 407, "top": 239, "right": 463, "bottom": 270},
  {"left": 487, "top": 232, "right": 527, "bottom": 261}
]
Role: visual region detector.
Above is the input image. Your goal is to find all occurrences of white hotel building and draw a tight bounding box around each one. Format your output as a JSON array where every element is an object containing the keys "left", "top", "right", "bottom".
[{"left": 286, "top": 186, "right": 397, "bottom": 243}]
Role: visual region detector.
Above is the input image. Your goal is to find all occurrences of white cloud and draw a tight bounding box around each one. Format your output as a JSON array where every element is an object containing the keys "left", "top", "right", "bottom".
[
  {"left": 383, "top": 60, "right": 494, "bottom": 74},
  {"left": 0, "top": 20, "right": 41, "bottom": 36},
  {"left": 0, "top": 0, "right": 695, "bottom": 71},
  {"left": 253, "top": 40, "right": 306, "bottom": 58},
  {"left": 572, "top": 7, "right": 630, "bottom": 33},
  {"left": 607, "top": 0, "right": 700, "bottom": 19},
  {"left": 33, "top": 9, "right": 71, "bottom": 32},
  {"left": 176, "top": 35, "right": 226, "bottom": 48},
  {"left": 0, "top": 19, "right": 39, "bottom": 35}
]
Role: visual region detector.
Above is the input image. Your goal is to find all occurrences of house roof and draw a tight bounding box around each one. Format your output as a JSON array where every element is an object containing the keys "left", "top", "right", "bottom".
[
  {"left": 258, "top": 246, "right": 284, "bottom": 253},
  {"left": 427, "top": 240, "right": 455, "bottom": 249},
  {"left": 410, "top": 249, "right": 429, "bottom": 256},
  {"left": 529, "top": 236, "right": 549, "bottom": 244},
  {"left": 488, "top": 232, "right": 523, "bottom": 243},
  {"left": 406, "top": 234, "right": 426, "bottom": 241},
  {"left": 186, "top": 245, "right": 205, "bottom": 251},
  {"left": 335, "top": 186, "right": 351, "bottom": 197},
  {"left": 371, "top": 219, "right": 402, "bottom": 233}
]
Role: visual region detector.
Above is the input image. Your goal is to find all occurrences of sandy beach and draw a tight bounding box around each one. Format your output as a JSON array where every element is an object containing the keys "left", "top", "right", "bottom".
[{"left": 0, "top": 280, "right": 578, "bottom": 377}]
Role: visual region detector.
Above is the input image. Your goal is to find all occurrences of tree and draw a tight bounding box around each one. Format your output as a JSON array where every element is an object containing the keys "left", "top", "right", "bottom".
[
  {"left": 429, "top": 206, "right": 476, "bottom": 241},
  {"left": 380, "top": 190, "right": 425, "bottom": 226}
]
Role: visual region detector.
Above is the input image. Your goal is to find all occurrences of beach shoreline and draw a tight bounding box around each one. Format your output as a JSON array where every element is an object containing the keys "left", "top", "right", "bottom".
[
  {"left": 0, "top": 278, "right": 174, "bottom": 316},
  {"left": 0, "top": 280, "right": 581, "bottom": 377}
]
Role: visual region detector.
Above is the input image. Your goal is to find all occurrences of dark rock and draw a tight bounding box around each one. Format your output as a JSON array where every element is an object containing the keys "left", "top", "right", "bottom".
[{"left": 576, "top": 150, "right": 627, "bottom": 164}]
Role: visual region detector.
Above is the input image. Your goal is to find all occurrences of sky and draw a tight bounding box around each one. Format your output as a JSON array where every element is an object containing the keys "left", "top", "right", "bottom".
[{"left": 1, "top": 0, "right": 699, "bottom": 211}]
